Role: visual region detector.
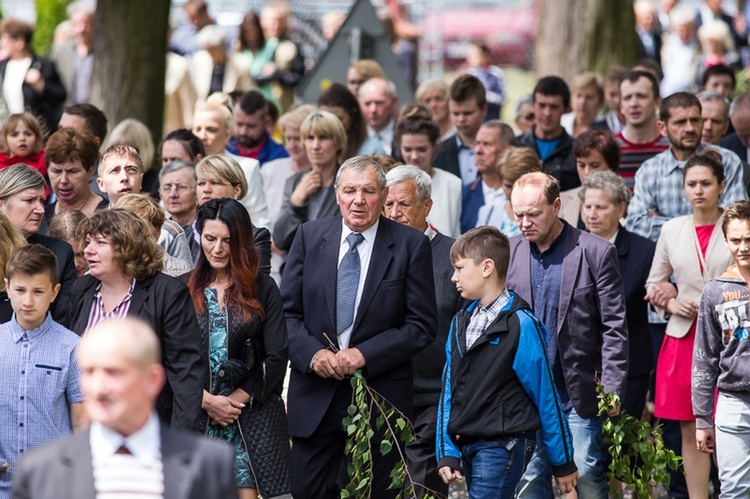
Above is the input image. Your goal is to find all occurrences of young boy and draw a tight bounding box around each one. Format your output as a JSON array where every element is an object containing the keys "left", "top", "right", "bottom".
[
  {"left": 436, "top": 226, "right": 578, "bottom": 497},
  {"left": 693, "top": 200, "right": 750, "bottom": 496},
  {"left": 0, "top": 244, "right": 84, "bottom": 497}
]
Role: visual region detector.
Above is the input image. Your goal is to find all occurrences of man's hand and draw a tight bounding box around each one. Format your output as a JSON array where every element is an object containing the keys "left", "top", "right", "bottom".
[
  {"left": 645, "top": 282, "right": 678, "bottom": 308},
  {"left": 696, "top": 427, "right": 715, "bottom": 454},
  {"left": 554, "top": 471, "right": 579, "bottom": 495},
  {"left": 607, "top": 399, "right": 621, "bottom": 418},
  {"left": 647, "top": 208, "right": 661, "bottom": 218},
  {"left": 438, "top": 466, "right": 462, "bottom": 485},
  {"left": 336, "top": 348, "right": 366, "bottom": 376},
  {"left": 312, "top": 349, "right": 344, "bottom": 380}
]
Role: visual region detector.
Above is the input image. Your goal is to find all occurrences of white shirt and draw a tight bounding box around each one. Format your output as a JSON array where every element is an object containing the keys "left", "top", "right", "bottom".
[
  {"left": 475, "top": 181, "right": 508, "bottom": 228},
  {"left": 428, "top": 168, "right": 462, "bottom": 238},
  {"left": 90, "top": 413, "right": 164, "bottom": 498},
  {"left": 337, "top": 218, "right": 380, "bottom": 349},
  {"left": 367, "top": 119, "right": 395, "bottom": 156},
  {"left": 3, "top": 58, "right": 32, "bottom": 114}
]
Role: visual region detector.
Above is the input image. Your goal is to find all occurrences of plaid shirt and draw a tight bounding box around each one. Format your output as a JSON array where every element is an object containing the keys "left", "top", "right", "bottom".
[
  {"left": 0, "top": 313, "right": 83, "bottom": 495},
  {"left": 465, "top": 289, "right": 511, "bottom": 350},
  {"left": 625, "top": 144, "right": 747, "bottom": 242}
]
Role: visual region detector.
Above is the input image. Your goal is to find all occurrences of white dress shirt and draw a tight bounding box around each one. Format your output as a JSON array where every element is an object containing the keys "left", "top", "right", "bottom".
[
  {"left": 367, "top": 120, "right": 395, "bottom": 156},
  {"left": 337, "top": 218, "right": 380, "bottom": 349},
  {"left": 90, "top": 413, "right": 164, "bottom": 498}
]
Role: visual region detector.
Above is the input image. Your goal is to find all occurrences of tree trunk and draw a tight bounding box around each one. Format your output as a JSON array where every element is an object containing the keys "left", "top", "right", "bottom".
[
  {"left": 91, "top": 0, "right": 169, "bottom": 146},
  {"left": 535, "top": 0, "right": 639, "bottom": 81}
]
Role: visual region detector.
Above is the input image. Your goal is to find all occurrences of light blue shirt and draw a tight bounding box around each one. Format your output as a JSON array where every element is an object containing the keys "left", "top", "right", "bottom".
[
  {"left": 456, "top": 135, "right": 477, "bottom": 186},
  {"left": 0, "top": 313, "right": 83, "bottom": 497}
]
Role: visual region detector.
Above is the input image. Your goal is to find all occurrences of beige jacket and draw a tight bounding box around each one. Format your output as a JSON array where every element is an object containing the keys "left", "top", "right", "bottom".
[{"left": 647, "top": 214, "right": 732, "bottom": 338}]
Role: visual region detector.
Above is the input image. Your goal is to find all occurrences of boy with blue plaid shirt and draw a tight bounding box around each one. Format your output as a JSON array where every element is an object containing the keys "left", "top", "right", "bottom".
[{"left": 0, "top": 245, "right": 84, "bottom": 498}]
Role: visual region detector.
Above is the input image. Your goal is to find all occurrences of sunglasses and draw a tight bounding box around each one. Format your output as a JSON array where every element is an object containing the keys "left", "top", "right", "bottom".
[{"left": 522, "top": 113, "right": 535, "bottom": 121}]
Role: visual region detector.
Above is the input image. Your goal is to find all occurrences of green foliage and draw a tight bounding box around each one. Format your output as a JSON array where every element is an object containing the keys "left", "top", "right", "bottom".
[
  {"left": 341, "top": 370, "right": 438, "bottom": 499},
  {"left": 597, "top": 384, "right": 683, "bottom": 498},
  {"left": 735, "top": 69, "right": 750, "bottom": 98},
  {"left": 33, "top": 0, "right": 69, "bottom": 56}
]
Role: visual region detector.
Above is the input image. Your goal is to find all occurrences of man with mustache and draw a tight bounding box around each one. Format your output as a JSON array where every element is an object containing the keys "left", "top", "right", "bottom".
[{"left": 626, "top": 92, "right": 746, "bottom": 242}]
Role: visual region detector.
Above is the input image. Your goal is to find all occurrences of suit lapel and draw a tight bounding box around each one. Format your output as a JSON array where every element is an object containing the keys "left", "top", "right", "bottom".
[
  {"left": 512, "top": 239, "right": 533, "bottom": 305},
  {"left": 128, "top": 278, "right": 151, "bottom": 317},
  {"left": 322, "top": 220, "right": 342, "bottom": 335},
  {"left": 352, "top": 219, "right": 393, "bottom": 333},
  {"left": 161, "top": 426, "right": 194, "bottom": 499},
  {"left": 61, "top": 432, "right": 96, "bottom": 499},
  {"left": 558, "top": 229, "right": 582, "bottom": 334},
  {"left": 74, "top": 279, "right": 98, "bottom": 333}
]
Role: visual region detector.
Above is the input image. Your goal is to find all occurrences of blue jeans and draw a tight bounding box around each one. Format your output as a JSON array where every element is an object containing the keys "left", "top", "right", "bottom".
[
  {"left": 460, "top": 436, "right": 535, "bottom": 499},
  {"left": 516, "top": 408, "right": 608, "bottom": 499}
]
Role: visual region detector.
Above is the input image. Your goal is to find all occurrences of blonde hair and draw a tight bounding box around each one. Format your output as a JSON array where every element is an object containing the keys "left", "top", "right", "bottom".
[
  {"left": 99, "top": 144, "right": 144, "bottom": 177},
  {"left": 0, "top": 163, "right": 47, "bottom": 199},
  {"left": 0, "top": 211, "right": 26, "bottom": 291},
  {"left": 195, "top": 155, "right": 248, "bottom": 199},
  {"left": 277, "top": 104, "right": 316, "bottom": 134},
  {"left": 415, "top": 79, "right": 450, "bottom": 104},
  {"left": 113, "top": 194, "right": 166, "bottom": 234},
  {"left": 102, "top": 119, "right": 155, "bottom": 172},
  {"left": 195, "top": 92, "right": 234, "bottom": 131},
  {"left": 571, "top": 72, "right": 604, "bottom": 104},
  {"left": 349, "top": 60, "right": 385, "bottom": 81},
  {"left": 300, "top": 110, "right": 347, "bottom": 158}
]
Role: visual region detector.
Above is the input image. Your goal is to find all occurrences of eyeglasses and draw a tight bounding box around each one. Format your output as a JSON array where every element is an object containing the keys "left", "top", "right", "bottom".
[{"left": 160, "top": 183, "right": 194, "bottom": 194}]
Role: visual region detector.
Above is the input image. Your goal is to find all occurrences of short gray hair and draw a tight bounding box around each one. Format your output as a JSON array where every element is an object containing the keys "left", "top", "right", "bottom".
[
  {"left": 67, "top": 0, "right": 95, "bottom": 19},
  {"left": 514, "top": 94, "right": 533, "bottom": 118},
  {"left": 335, "top": 156, "right": 386, "bottom": 191},
  {"left": 579, "top": 171, "right": 631, "bottom": 213},
  {"left": 159, "top": 160, "right": 196, "bottom": 183},
  {"left": 480, "top": 120, "right": 516, "bottom": 148},
  {"left": 697, "top": 90, "right": 730, "bottom": 120},
  {"left": 0, "top": 164, "right": 47, "bottom": 199},
  {"left": 386, "top": 165, "right": 432, "bottom": 203},
  {"left": 729, "top": 91, "right": 750, "bottom": 117}
]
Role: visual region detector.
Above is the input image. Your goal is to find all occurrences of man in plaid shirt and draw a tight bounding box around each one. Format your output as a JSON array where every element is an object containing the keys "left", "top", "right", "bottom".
[{"left": 626, "top": 92, "right": 747, "bottom": 242}]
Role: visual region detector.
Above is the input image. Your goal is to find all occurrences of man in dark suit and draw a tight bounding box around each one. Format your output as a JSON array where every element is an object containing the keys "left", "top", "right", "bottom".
[
  {"left": 281, "top": 156, "right": 437, "bottom": 499},
  {"left": 721, "top": 92, "right": 750, "bottom": 162},
  {"left": 12, "top": 318, "right": 236, "bottom": 499},
  {"left": 433, "top": 74, "right": 487, "bottom": 185},
  {"left": 506, "top": 172, "right": 628, "bottom": 498},
  {"left": 384, "top": 165, "right": 464, "bottom": 497}
]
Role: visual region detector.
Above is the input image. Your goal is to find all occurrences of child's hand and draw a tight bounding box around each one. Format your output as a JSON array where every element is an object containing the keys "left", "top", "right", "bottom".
[
  {"left": 438, "top": 466, "right": 462, "bottom": 484},
  {"left": 554, "top": 471, "right": 579, "bottom": 495}
]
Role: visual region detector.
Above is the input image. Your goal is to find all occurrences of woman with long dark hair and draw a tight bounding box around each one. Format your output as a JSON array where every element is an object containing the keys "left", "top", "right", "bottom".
[
  {"left": 185, "top": 198, "right": 292, "bottom": 499},
  {"left": 318, "top": 82, "right": 383, "bottom": 158}
]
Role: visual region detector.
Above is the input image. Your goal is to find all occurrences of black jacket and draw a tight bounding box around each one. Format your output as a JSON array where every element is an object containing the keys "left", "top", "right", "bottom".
[
  {"left": 433, "top": 134, "right": 462, "bottom": 180},
  {"left": 67, "top": 273, "right": 206, "bottom": 432},
  {"left": 516, "top": 126, "right": 578, "bottom": 191},
  {"left": 0, "top": 55, "right": 67, "bottom": 131},
  {"left": 28, "top": 233, "right": 77, "bottom": 327}
]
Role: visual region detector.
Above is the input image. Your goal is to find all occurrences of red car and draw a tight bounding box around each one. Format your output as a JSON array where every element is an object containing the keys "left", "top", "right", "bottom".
[{"left": 420, "top": 0, "right": 537, "bottom": 69}]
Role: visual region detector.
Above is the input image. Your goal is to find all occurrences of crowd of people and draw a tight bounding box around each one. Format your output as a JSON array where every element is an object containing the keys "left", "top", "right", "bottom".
[{"left": 0, "top": 0, "right": 749, "bottom": 498}]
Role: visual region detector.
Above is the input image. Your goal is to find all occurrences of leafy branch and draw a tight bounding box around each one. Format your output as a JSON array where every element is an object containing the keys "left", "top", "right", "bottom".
[{"left": 597, "top": 384, "right": 682, "bottom": 498}]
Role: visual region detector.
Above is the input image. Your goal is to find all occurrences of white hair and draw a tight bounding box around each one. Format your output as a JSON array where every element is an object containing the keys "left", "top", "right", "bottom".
[
  {"left": 196, "top": 25, "right": 226, "bottom": 49},
  {"left": 67, "top": 0, "right": 95, "bottom": 19},
  {"left": 386, "top": 165, "right": 432, "bottom": 203}
]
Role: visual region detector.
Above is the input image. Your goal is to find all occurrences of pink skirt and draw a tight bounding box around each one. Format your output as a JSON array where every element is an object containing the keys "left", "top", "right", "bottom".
[{"left": 654, "top": 322, "right": 696, "bottom": 421}]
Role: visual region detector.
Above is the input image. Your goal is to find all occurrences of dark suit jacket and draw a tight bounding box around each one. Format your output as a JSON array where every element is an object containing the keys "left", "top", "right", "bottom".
[
  {"left": 614, "top": 228, "right": 656, "bottom": 378},
  {"left": 11, "top": 423, "right": 236, "bottom": 499},
  {"left": 433, "top": 134, "right": 462, "bottom": 180},
  {"left": 0, "top": 56, "right": 67, "bottom": 130},
  {"left": 281, "top": 216, "right": 437, "bottom": 438},
  {"left": 719, "top": 132, "right": 750, "bottom": 194},
  {"left": 27, "top": 233, "right": 77, "bottom": 327},
  {"left": 515, "top": 127, "right": 579, "bottom": 191},
  {"left": 506, "top": 222, "right": 629, "bottom": 419},
  {"left": 67, "top": 273, "right": 206, "bottom": 431}
]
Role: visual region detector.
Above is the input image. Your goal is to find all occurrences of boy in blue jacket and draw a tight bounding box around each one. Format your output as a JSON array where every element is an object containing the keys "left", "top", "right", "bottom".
[{"left": 436, "top": 226, "right": 578, "bottom": 497}]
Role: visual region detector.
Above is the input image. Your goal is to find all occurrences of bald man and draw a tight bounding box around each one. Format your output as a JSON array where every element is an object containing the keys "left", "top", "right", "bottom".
[
  {"left": 12, "top": 318, "right": 236, "bottom": 499},
  {"left": 358, "top": 77, "right": 399, "bottom": 156}
]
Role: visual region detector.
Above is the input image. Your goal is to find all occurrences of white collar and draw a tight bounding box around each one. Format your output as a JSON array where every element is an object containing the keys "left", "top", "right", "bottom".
[
  {"left": 340, "top": 217, "right": 381, "bottom": 246},
  {"left": 90, "top": 412, "right": 162, "bottom": 467}
]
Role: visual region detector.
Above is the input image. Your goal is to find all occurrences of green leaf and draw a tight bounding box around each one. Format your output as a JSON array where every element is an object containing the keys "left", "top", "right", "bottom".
[{"left": 380, "top": 440, "right": 393, "bottom": 455}]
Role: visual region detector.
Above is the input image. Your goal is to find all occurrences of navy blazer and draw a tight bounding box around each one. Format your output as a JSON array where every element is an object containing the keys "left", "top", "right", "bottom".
[
  {"left": 12, "top": 424, "right": 236, "bottom": 499},
  {"left": 506, "top": 221, "right": 629, "bottom": 419},
  {"left": 281, "top": 216, "right": 437, "bottom": 438},
  {"left": 433, "top": 134, "right": 462, "bottom": 180},
  {"left": 67, "top": 273, "right": 206, "bottom": 432},
  {"left": 614, "top": 228, "right": 656, "bottom": 378},
  {"left": 719, "top": 132, "right": 750, "bottom": 194}
]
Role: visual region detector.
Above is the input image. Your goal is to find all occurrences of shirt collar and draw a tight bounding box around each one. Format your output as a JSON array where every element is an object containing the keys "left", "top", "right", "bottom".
[
  {"left": 424, "top": 225, "right": 437, "bottom": 240},
  {"left": 90, "top": 412, "right": 162, "bottom": 467},
  {"left": 456, "top": 134, "right": 472, "bottom": 150},
  {"left": 340, "top": 217, "right": 380, "bottom": 247},
  {"left": 367, "top": 120, "right": 395, "bottom": 141},
  {"left": 9, "top": 312, "right": 54, "bottom": 343},
  {"left": 531, "top": 219, "right": 569, "bottom": 256},
  {"left": 475, "top": 288, "right": 511, "bottom": 318}
]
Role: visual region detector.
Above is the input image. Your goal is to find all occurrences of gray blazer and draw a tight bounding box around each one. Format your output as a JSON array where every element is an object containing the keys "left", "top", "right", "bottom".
[
  {"left": 506, "top": 221, "right": 629, "bottom": 419},
  {"left": 12, "top": 424, "right": 237, "bottom": 499}
]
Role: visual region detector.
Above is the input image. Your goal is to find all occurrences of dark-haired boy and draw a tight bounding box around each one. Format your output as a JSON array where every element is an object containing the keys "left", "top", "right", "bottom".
[
  {"left": 0, "top": 245, "right": 84, "bottom": 498},
  {"left": 436, "top": 226, "right": 577, "bottom": 497}
]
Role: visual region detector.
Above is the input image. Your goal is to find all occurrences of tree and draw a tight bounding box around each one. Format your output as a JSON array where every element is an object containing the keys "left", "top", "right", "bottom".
[
  {"left": 535, "top": 0, "right": 640, "bottom": 81},
  {"left": 91, "top": 0, "right": 170, "bottom": 145},
  {"left": 34, "top": 0, "right": 68, "bottom": 56}
]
